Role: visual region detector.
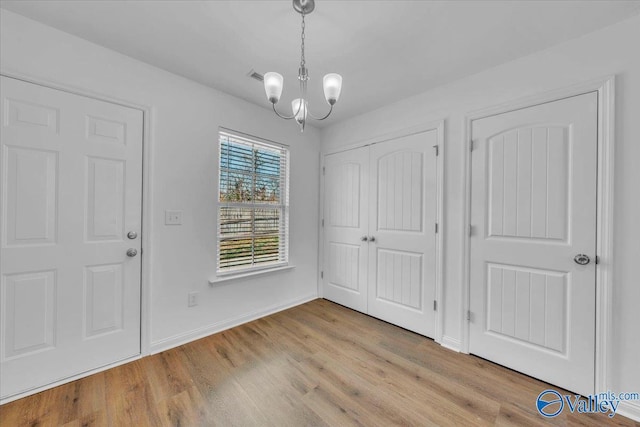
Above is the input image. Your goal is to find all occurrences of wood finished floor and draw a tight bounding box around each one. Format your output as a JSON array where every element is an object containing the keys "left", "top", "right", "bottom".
[{"left": 0, "top": 299, "right": 637, "bottom": 427}]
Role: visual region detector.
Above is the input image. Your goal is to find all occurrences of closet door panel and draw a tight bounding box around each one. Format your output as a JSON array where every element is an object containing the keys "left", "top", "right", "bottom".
[
  {"left": 367, "top": 130, "right": 438, "bottom": 337},
  {"left": 321, "top": 147, "right": 369, "bottom": 312}
]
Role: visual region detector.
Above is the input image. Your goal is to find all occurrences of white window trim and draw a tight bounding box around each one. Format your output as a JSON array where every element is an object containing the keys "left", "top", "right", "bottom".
[
  {"left": 209, "top": 264, "right": 295, "bottom": 285},
  {"left": 215, "top": 128, "right": 290, "bottom": 278}
]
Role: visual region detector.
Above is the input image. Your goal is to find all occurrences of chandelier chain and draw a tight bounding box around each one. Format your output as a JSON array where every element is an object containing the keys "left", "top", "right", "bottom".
[{"left": 300, "top": 12, "right": 306, "bottom": 69}]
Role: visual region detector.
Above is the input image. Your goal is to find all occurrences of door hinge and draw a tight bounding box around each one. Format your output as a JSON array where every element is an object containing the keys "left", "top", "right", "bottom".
[
  {"left": 320, "top": 271, "right": 324, "bottom": 279},
  {"left": 433, "top": 144, "right": 439, "bottom": 156},
  {"left": 322, "top": 166, "right": 325, "bottom": 175},
  {"left": 595, "top": 255, "right": 600, "bottom": 265},
  {"left": 469, "top": 224, "right": 473, "bottom": 236},
  {"left": 321, "top": 218, "right": 324, "bottom": 227},
  {"left": 470, "top": 140, "right": 474, "bottom": 152},
  {"left": 467, "top": 310, "right": 472, "bottom": 321},
  {"left": 433, "top": 300, "right": 437, "bottom": 311},
  {"left": 435, "top": 222, "right": 439, "bottom": 233}
]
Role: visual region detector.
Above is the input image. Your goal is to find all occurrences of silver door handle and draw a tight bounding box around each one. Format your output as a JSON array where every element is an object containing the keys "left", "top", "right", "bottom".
[
  {"left": 574, "top": 254, "right": 590, "bottom": 265},
  {"left": 369, "top": 236, "right": 376, "bottom": 242},
  {"left": 127, "top": 231, "right": 138, "bottom": 239},
  {"left": 127, "top": 248, "right": 138, "bottom": 257},
  {"left": 361, "top": 236, "right": 369, "bottom": 242}
]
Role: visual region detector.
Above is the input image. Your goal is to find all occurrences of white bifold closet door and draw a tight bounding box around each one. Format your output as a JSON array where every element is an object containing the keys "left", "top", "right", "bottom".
[
  {"left": 322, "top": 130, "right": 439, "bottom": 337},
  {"left": 0, "top": 76, "right": 143, "bottom": 399},
  {"left": 469, "top": 92, "right": 598, "bottom": 396}
]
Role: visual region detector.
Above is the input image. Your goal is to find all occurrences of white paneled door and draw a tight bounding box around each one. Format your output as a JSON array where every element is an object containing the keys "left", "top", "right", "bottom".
[
  {"left": 0, "top": 76, "right": 143, "bottom": 399},
  {"left": 323, "top": 129, "right": 439, "bottom": 337},
  {"left": 322, "top": 146, "right": 369, "bottom": 313},
  {"left": 469, "top": 92, "right": 598, "bottom": 396}
]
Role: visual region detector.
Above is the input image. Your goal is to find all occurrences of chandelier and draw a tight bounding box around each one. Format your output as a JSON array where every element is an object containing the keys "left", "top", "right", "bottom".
[{"left": 263, "top": 0, "right": 342, "bottom": 132}]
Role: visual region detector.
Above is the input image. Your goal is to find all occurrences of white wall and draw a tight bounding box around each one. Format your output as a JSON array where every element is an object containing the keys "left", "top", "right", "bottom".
[
  {"left": 322, "top": 14, "right": 640, "bottom": 410},
  {"left": 0, "top": 10, "right": 321, "bottom": 351}
]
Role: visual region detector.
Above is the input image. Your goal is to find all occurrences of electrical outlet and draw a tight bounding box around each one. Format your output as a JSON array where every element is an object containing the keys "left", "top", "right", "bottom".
[
  {"left": 188, "top": 291, "right": 198, "bottom": 307},
  {"left": 165, "top": 210, "right": 183, "bottom": 225}
]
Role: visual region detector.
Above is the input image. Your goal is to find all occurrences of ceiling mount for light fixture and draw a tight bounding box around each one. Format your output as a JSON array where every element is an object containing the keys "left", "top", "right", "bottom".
[
  {"left": 292, "top": 0, "right": 315, "bottom": 14},
  {"left": 263, "top": 0, "right": 342, "bottom": 132}
]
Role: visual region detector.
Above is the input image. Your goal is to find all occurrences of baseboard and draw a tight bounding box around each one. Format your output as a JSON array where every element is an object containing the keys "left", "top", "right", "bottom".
[
  {"left": 149, "top": 293, "right": 318, "bottom": 354},
  {"left": 618, "top": 401, "right": 640, "bottom": 422},
  {"left": 439, "top": 335, "right": 462, "bottom": 352}
]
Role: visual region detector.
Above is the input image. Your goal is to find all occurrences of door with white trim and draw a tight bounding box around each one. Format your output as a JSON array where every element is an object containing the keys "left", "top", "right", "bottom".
[
  {"left": 322, "top": 129, "right": 439, "bottom": 337},
  {"left": 0, "top": 76, "right": 143, "bottom": 399},
  {"left": 469, "top": 92, "right": 598, "bottom": 395}
]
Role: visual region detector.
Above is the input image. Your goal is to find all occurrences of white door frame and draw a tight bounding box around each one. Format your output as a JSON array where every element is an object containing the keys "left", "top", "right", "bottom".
[
  {"left": 461, "top": 76, "right": 615, "bottom": 393},
  {"left": 0, "top": 69, "right": 154, "bottom": 402},
  {"left": 319, "top": 119, "right": 446, "bottom": 342}
]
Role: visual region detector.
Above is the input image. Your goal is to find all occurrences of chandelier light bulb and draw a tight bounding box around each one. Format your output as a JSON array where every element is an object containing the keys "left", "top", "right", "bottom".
[
  {"left": 264, "top": 72, "right": 284, "bottom": 104},
  {"left": 291, "top": 98, "right": 308, "bottom": 123},
  {"left": 323, "top": 73, "right": 342, "bottom": 105}
]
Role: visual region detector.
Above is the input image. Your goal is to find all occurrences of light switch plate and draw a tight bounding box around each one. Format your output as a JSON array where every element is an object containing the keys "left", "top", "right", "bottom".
[{"left": 165, "top": 210, "right": 183, "bottom": 225}]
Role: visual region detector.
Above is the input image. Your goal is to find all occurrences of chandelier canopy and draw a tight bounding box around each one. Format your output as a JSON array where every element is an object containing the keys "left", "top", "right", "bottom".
[{"left": 263, "top": 0, "right": 342, "bottom": 132}]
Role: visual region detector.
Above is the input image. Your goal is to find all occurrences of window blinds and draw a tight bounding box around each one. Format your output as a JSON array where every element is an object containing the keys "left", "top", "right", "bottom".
[{"left": 217, "top": 130, "right": 289, "bottom": 272}]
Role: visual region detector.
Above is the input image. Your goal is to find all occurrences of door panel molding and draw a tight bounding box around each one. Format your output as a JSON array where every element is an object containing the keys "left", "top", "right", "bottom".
[{"left": 462, "top": 76, "right": 615, "bottom": 394}]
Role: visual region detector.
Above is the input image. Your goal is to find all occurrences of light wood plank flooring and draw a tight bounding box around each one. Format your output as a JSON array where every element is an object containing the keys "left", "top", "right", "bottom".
[{"left": 0, "top": 299, "right": 637, "bottom": 426}]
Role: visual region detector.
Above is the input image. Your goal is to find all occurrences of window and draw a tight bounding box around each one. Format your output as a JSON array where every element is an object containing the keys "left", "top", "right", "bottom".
[{"left": 217, "top": 129, "right": 289, "bottom": 274}]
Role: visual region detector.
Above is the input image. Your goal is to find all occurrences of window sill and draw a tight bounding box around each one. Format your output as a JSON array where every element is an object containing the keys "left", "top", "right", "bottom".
[{"left": 209, "top": 264, "right": 295, "bottom": 285}]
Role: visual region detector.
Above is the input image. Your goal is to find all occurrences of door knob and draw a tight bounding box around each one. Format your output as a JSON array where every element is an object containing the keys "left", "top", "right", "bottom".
[
  {"left": 126, "top": 248, "right": 138, "bottom": 257},
  {"left": 369, "top": 236, "right": 376, "bottom": 242},
  {"left": 127, "top": 231, "right": 138, "bottom": 239},
  {"left": 574, "top": 254, "right": 590, "bottom": 265},
  {"left": 361, "top": 236, "right": 369, "bottom": 242}
]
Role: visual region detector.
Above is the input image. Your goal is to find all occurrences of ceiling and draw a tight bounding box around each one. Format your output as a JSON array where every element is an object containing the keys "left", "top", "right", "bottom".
[{"left": 2, "top": 0, "right": 640, "bottom": 127}]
